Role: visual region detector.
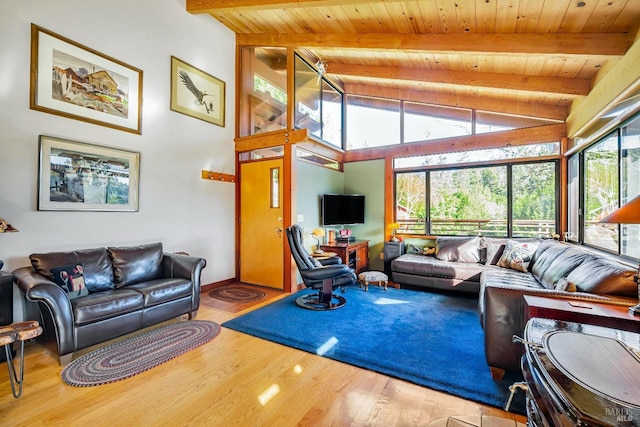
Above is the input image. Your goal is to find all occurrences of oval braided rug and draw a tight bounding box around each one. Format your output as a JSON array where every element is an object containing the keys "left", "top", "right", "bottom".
[
  {"left": 209, "top": 286, "right": 266, "bottom": 303},
  {"left": 61, "top": 320, "right": 220, "bottom": 387}
]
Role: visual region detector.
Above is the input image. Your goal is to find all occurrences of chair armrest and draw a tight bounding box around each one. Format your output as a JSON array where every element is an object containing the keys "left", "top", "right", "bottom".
[
  {"left": 162, "top": 254, "right": 207, "bottom": 310},
  {"left": 13, "top": 266, "right": 74, "bottom": 357},
  {"left": 318, "top": 256, "right": 342, "bottom": 266},
  {"left": 301, "top": 265, "right": 353, "bottom": 281}
]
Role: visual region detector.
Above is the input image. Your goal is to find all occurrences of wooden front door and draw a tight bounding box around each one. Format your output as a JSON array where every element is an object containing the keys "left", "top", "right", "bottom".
[{"left": 240, "top": 158, "right": 284, "bottom": 289}]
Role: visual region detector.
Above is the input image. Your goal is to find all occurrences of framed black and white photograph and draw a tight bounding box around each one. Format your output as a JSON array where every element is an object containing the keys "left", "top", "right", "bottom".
[
  {"left": 38, "top": 135, "right": 140, "bottom": 212},
  {"left": 30, "top": 24, "right": 143, "bottom": 134},
  {"left": 170, "top": 56, "right": 225, "bottom": 127}
]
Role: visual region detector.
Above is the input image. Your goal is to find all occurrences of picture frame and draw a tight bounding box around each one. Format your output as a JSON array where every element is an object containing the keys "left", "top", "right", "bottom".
[
  {"left": 30, "top": 24, "right": 143, "bottom": 134},
  {"left": 170, "top": 56, "right": 225, "bottom": 127},
  {"left": 38, "top": 135, "right": 140, "bottom": 212}
]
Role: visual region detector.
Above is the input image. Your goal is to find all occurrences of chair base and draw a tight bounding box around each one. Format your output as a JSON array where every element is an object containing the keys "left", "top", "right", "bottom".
[{"left": 295, "top": 293, "right": 347, "bottom": 311}]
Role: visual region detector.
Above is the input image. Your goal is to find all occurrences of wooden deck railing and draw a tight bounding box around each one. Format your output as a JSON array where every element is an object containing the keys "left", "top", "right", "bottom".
[{"left": 397, "top": 219, "right": 556, "bottom": 237}]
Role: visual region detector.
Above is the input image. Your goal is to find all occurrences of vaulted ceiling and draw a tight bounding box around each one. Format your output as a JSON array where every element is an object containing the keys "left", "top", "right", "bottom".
[{"left": 187, "top": 0, "right": 640, "bottom": 122}]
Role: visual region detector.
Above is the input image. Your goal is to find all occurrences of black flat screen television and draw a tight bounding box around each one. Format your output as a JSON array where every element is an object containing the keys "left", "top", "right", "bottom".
[{"left": 321, "top": 194, "right": 365, "bottom": 226}]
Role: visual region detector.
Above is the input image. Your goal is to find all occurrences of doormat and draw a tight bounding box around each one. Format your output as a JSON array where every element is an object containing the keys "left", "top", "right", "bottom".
[{"left": 209, "top": 286, "right": 266, "bottom": 303}]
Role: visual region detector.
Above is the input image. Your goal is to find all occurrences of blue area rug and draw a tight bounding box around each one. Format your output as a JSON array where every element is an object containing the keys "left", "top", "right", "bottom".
[{"left": 222, "top": 287, "right": 525, "bottom": 414}]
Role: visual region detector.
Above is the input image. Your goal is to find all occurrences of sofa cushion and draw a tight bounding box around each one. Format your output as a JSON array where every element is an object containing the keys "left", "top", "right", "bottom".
[
  {"left": 480, "top": 268, "right": 543, "bottom": 290},
  {"left": 108, "top": 243, "right": 163, "bottom": 288},
  {"left": 566, "top": 257, "right": 637, "bottom": 297},
  {"left": 126, "top": 278, "right": 193, "bottom": 306},
  {"left": 497, "top": 240, "right": 540, "bottom": 272},
  {"left": 435, "top": 236, "right": 480, "bottom": 263},
  {"left": 392, "top": 253, "right": 488, "bottom": 282},
  {"left": 530, "top": 240, "right": 571, "bottom": 282},
  {"left": 72, "top": 289, "right": 144, "bottom": 326},
  {"left": 50, "top": 264, "right": 89, "bottom": 299},
  {"left": 536, "top": 247, "right": 588, "bottom": 289},
  {"left": 30, "top": 248, "right": 115, "bottom": 292}
]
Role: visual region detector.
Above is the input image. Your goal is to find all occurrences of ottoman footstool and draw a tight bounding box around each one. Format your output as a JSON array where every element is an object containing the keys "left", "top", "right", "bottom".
[{"left": 358, "top": 271, "right": 388, "bottom": 291}]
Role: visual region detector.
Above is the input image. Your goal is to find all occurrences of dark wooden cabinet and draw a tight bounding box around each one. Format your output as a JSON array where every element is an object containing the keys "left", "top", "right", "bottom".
[
  {"left": 0, "top": 271, "right": 14, "bottom": 362},
  {"left": 320, "top": 240, "right": 369, "bottom": 274},
  {"left": 383, "top": 241, "right": 405, "bottom": 277}
]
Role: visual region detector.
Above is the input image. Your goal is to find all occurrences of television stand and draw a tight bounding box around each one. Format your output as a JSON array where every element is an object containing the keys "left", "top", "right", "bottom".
[{"left": 319, "top": 240, "right": 369, "bottom": 274}]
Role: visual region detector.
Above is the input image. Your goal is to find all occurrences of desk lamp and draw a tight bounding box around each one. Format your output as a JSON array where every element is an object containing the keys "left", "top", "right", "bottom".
[
  {"left": 0, "top": 216, "right": 18, "bottom": 270},
  {"left": 311, "top": 229, "right": 325, "bottom": 254},
  {"left": 599, "top": 195, "right": 640, "bottom": 315}
]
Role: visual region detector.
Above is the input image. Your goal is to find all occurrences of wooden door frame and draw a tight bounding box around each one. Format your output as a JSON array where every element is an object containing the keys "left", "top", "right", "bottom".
[{"left": 235, "top": 136, "right": 297, "bottom": 293}]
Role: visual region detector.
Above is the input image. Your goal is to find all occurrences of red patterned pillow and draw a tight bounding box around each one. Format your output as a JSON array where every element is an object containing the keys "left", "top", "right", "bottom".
[{"left": 50, "top": 264, "right": 89, "bottom": 299}]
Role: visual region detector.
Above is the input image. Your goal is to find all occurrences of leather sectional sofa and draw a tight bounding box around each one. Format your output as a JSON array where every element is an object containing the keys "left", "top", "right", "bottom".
[
  {"left": 13, "top": 242, "right": 206, "bottom": 365},
  {"left": 389, "top": 236, "right": 637, "bottom": 372}
]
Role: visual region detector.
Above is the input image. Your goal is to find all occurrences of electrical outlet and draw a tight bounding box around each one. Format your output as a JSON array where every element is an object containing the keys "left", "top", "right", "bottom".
[
  {"left": 379, "top": 252, "right": 384, "bottom": 260},
  {"left": 297, "top": 214, "right": 304, "bottom": 222}
]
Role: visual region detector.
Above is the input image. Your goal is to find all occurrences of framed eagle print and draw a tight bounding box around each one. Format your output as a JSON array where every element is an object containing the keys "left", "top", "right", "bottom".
[{"left": 170, "top": 56, "right": 225, "bottom": 127}]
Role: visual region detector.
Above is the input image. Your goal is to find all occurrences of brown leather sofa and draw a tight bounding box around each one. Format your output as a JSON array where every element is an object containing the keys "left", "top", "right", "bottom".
[
  {"left": 390, "top": 237, "right": 637, "bottom": 373},
  {"left": 478, "top": 239, "right": 637, "bottom": 373},
  {"left": 13, "top": 242, "right": 206, "bottom": 365}
]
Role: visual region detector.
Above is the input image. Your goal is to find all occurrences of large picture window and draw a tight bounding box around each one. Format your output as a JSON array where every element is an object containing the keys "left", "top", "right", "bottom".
[
  {"left": 621, "top": 117, "right": 640, "bottom": 258},
  {"left": 584, "top": 134, "right": 619, "bottom": 251},
  {"left": 430, "top": 167, "right": 507, "bottom": 236},
  {"left": 395, "top": 161, "right": 557, "bottom": 237},
  {"left": 512, "top": 162, "right": 557, "bottom": 237},
  {"left": 294, "top": 55, "right": 343, "bottom": 148},
  {"left": 568, "top": 112, "right": 640, "bottom": 259}
]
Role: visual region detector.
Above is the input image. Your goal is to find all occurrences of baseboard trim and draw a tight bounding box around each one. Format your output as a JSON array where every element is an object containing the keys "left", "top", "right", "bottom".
[{"left": 201, "top": 278, "right": 236, "bottom": 292}]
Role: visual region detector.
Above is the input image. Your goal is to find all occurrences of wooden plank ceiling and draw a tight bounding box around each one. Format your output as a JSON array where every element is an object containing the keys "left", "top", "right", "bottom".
[{"left": 187, "top": 0, "right": 640, "bottom": 120}]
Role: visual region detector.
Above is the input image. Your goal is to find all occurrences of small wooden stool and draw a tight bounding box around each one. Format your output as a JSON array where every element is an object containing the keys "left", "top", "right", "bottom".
[
  {"left": 358, "top": 271, "right": 388, "bottom": 291},
  {"left": 0, "top": 321, "right": 43, "bottom": 398}
]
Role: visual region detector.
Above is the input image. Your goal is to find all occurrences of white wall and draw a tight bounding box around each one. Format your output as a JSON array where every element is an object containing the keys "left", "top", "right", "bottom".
[{"left": 0, "top": 0, "right": 237, "bottom": 319}]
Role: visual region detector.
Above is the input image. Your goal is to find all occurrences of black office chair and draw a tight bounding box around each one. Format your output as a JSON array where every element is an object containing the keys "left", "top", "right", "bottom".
[{"left": 286, "top": 225, "right": 357, "bottom": 310}]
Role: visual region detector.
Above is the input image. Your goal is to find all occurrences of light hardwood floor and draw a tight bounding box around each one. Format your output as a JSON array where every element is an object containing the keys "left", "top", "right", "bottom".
[{"left": 0, "top": 292, "right": 526, "bottom": 426}]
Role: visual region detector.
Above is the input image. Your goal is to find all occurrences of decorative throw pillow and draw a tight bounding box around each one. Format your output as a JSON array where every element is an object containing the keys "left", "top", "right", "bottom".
[
  {"left": 435, "top": 236, "right": 480, "bottom": 263},
  {"left": 555, "top": 277, "right": 577, "bottom": 292},
  {"left": 406, "top": 244, "right": 425, "bottom": 255},
  {"left": 423, "top": 247, "right": 436, "bottom": 256},
  {"left": 485, "top": 242, "right": 507, "bottom": 265},
  {"left": 497, "top": 240, "right": 540, "bottom": 272},
  {"left": 50, "top": 264, "right": 89, "bottom": 299}
]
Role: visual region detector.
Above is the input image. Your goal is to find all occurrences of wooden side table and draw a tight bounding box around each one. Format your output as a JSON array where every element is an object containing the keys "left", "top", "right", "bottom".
[
  {"left": 319, "top": 240, "right": 369, "bottom": 274},
  {"left": 523, "top": 295, "right": 640, "bottom": 333}
]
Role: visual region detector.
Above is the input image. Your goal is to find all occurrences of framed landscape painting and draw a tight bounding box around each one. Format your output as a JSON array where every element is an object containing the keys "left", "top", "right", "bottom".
[
  {"left": 170, "top": 56, "right": 225, "bottom": 127},
  {"left": 38, "top": 135, "right": 140, "bottom": 212},
  {"left": 30, "top": 24, "right": 143, "bottom": 134}
]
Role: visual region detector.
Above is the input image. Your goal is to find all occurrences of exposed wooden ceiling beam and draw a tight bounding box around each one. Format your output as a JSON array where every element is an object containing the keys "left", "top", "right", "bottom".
[
  {"left": 237, "top": 33, "right": 629, "bottom": 60},
  {"left": 331, "top": 63, "right": 589, "bottom": 98},
  {"left": 187, "top": 0, "right": 407, "bottom": 13},
  {"left": 345, "top": 83, "right": 569, "bottom": 121}
]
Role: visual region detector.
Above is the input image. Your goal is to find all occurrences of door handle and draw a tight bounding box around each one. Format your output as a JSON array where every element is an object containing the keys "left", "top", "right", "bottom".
[{"left": 275, "top": 227, "right": 283, "bottom": 234}]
